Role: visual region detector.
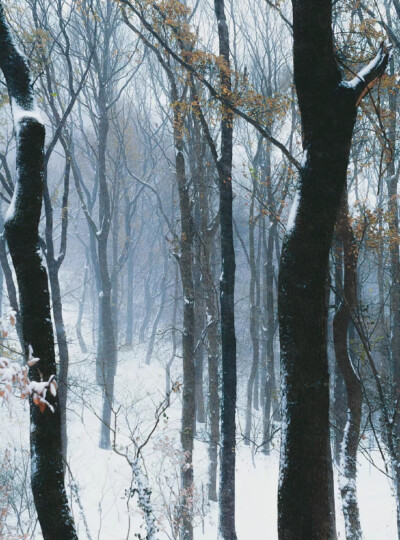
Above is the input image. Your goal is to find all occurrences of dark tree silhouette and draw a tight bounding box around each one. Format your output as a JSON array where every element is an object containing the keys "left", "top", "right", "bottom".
[
  {"left": 213, "top": 0, "right": 237, "bottom": 538},
  {"left": 278, "top": 1, "right": 391, "bottom": 537},
  {"left": 0, "top": 2, "right": 77, "bottom": 538}
]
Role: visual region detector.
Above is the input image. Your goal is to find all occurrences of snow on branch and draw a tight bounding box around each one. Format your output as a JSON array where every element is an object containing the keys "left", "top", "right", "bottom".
[
  {"left": 0, "top": 3, "right": 43, "bottom": 133},
  {"left": 0, "top": 3, "right": 44, "bottom": 224},
  {"left": 342, "top": 42, "right": 393, "bottom": 105}
]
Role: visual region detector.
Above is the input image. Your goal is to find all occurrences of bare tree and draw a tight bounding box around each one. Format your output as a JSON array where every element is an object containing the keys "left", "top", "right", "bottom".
[
  {"left": 278, "top": 0, "right": 390, "bottom": 537},
  {"left": 0, "top": 3, "right": 77, "bottom": 537}
]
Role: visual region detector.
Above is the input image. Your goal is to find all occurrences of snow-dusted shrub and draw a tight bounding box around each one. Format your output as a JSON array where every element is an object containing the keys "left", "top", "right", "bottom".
[{"left": 0, "top": 315, "right": 57, "bottom": 412}]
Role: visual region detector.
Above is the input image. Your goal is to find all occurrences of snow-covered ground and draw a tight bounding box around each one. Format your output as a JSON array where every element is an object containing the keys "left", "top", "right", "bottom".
[{"left": 0, "top": 287, "right": 397, "bottom": 539}]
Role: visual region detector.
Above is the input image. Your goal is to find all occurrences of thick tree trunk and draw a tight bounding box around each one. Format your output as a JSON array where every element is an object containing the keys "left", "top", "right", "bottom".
[
  {"left": 0, "top": 5, "right": 76, "bottom": 535},
  {"left": 278, "top": 3, "right": 389, "bottom": 538}
]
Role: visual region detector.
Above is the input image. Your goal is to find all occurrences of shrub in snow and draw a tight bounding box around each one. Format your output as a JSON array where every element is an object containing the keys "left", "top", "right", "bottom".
[{"left": 0, "top": 316, "right": 57, "bottom": 412}]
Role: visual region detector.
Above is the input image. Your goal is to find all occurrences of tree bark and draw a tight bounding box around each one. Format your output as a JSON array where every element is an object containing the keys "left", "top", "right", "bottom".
[
  {"left": 76, "top": 250, "right": 89, "bottom": 354},
  {"left": 385, "top": 54, "right": 400, "bottom": 538},
  {"left": 125, "top": 246, "right": 134, "bottom": 347},
  {"left": 333, "top": 195, "right": 362, "bottom": 540},
  {"left": 0, "top": 235, "right": 23, "bottom": 345},
  {"left": 332, "top": 234, "right": 347, "bottom": 463},
  {"left": 199, "top": 169, "right": 220, "bottom": 502},
  {"left": 0, "top": 4, "right": 77, "bottom": 536},
  {"left": 213, "top": 0, "right": 237, "bottom": 537},
  {"left": 145, "top": 243, "right": 168, "bottom": 365},
  {"left": 42, "top": 152, "right": 72, "bottom": 463},
  {"left": 244, "top": 182, "right": 260, "bottom": 444},
  {"left": 278, "top": 3, "right": 390, "bottom": 537},
  {"left": 263, "top": 219, "right": 277, "bottom": 453},
  {"left": 97, "top": 91, "right": 117, "bottom": 450},
  {"left": 176, "top": 146, "right": 196, "bottom": 540}
]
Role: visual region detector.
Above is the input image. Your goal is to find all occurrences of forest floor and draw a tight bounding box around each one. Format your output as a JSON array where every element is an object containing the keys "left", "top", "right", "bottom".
[{"left": 0, "top": 282, "right": 397, "bottom": 539}]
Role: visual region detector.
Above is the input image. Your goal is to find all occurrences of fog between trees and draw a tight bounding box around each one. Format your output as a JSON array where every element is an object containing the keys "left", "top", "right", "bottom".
[{"left": 0, "top": 1, "right": 399, "bottom": 539}]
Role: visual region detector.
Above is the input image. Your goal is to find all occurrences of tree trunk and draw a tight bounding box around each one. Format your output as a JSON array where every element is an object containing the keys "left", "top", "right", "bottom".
[
  {"left": 386, "top": 55, "right": 400, "bottom": 539},
  {"left": 166, "top": 263, "right": 179, "bottom": 404},
  {"left": 193, "top": 249, "right": 206, "bottom": 424},
  {"left": 244, "top": 184, "right": 260, "bottom": 445},
  {"left": 0, "top": 5, "right": 77, "bottom": 535},
  {"left": 176, "top": 147, "right": 196, "bottom": 540},
  {"left": 200, "top": 201, "right": 220, "bottom": 503},
  {"left": 145, "top": 244, "right": 168, "bottom": 365},
  {"left": 332, "top": 234, "right": 347, "bottom": 463},
  {"left": 0, "top": 235, "right": 23, "bottom": 345},
  {"left": 263, "top": 219, "right": 277, "bottom": 453},
  {"left": 139, "top": 267, "right": 155, "bottom": 343},
  {"left": 98, "top": 89, "right": 117, "bottom": 450},
  {"left": 40, "top": 143, "right": 72, "bottom": 465},
  {"left": 333, "top": 195, "right": 362, "bottom": 540},
  {"left": 213, "top": 0, "right": 237, "bottom": 537},
  {"left": 47, "top": 261, "right": 70, "bottom": 464},
  {"left": 278, "top": 3, "right": 389, "bottom": 537},
  {"left": 125, "top": 246, "right": 134, "bottom": 347},
  {"left": 0, "top": 211, "right": 3, "bottom": 318},
  {"left": 76, "top": 251, "right": 89, "bottom": 354}
]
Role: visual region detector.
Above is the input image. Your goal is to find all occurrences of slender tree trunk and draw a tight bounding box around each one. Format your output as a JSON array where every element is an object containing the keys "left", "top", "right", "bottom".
[
  {"left": 139, "top": 267, "right": 155, "bottom": 343},
  {"left": 0, "top": 211, "right": 3, "bottom": 319},
  {"left": 98, "top": 89, "right": 117, "bottom": 450},
  {"left": 333, "top": 195, "right": 362, "bottom": 540},
  {"left": 386, "top": 56, "right": 400, "bottom": 538},
  {"left": 76, "top": 251, "right": 89, "bottom": 354},
  {"left": 42, "top": 154, "right": 72, "bottom": 463},
  {"left": 197, "top": 155, "right": 220, "bottom": 502},
  {"left": 263, "top": 219, "right": 276, "bottom": 453},
  {"left": 0, "top": 6, "right": 77, "bottom": 534},
  {"left": 213, "top": 0, "right": 237, "bottom": 537},
  {"left": 206, "top": 301, "right": 220, "bottom": 502},
  {"left": 200, "top": 208, "right": 220, "bottom": 503},
  {"left": 245, "top": 185, "right": 260, "bottom": 444},
  {"left": 166, "top": 263, "right": 179, "bottom": 404},
  {"left": 145, "top": 244, "right": 168, "bottom": 365},
  {"left": 253, "top": 229, "right": 262, "bottom": 411},
  {"left": 260, "top": 217, "right": 269, "bottom": 449},
  {"left": 125, "top": 247, "right": 134, "bottom": 347},
  {"left": 176, "top": 147, "right": 196, "bottom": 540},
  {"left": 332, "top": 234, "right": 347, "bottom": 463},
  {"left": 193, "top": 254, "right": 206, "bottom": 423},
  {"left": 0, "top": 235, "right": 23, "bottom": 345},
  {"left": 47, "top": 262, "right": 70, "bottom": 463},
  {"left": 111, "top": 190, "right": 120, "bottom": 353}
]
